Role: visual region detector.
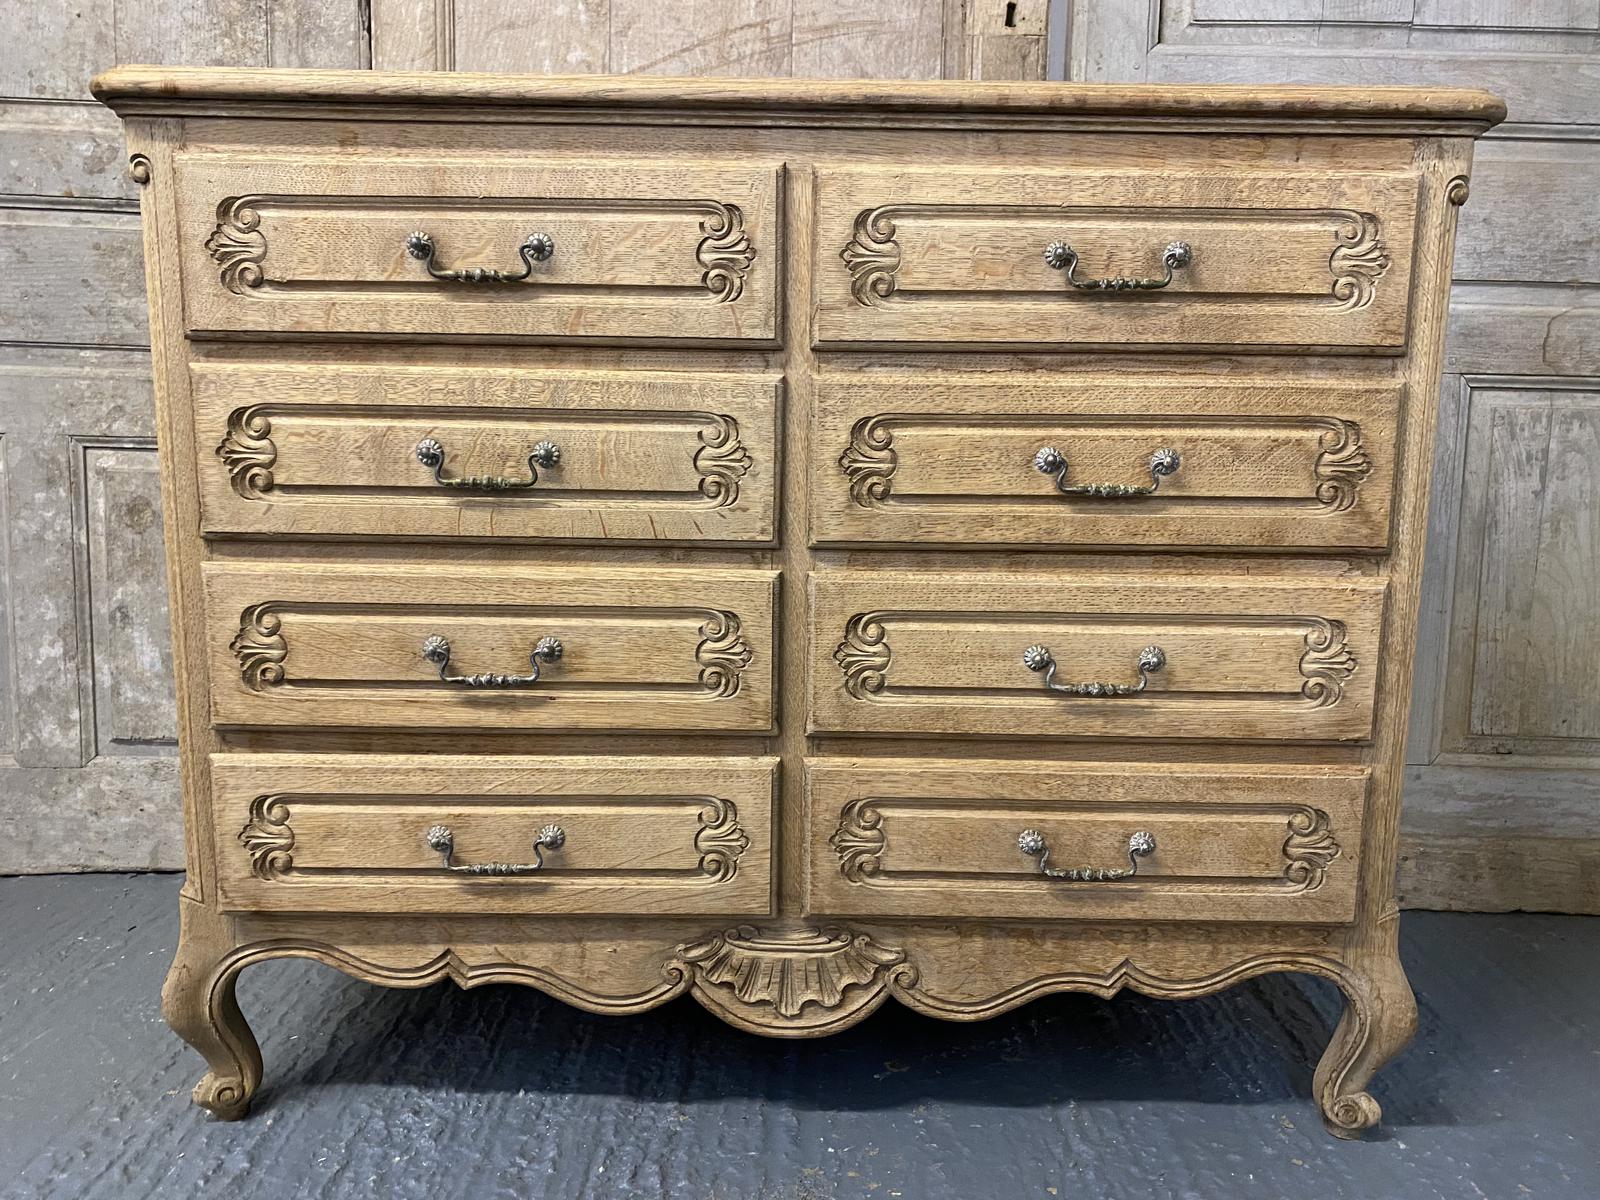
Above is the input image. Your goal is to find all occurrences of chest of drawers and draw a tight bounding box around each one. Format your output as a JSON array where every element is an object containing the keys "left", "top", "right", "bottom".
[{"left": 95, "top": 67, "right": 1502, "bottom": 1137}]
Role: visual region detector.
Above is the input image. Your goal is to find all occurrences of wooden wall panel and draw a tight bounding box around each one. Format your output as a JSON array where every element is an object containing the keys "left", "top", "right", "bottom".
[{"left": 1067, "top": 0, "right": 1600, "bottom": 912}]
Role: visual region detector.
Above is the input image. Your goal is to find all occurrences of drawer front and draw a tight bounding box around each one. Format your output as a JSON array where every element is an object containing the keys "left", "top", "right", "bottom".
[
  {"left": 204, "top": 563, "right": 777, "bottom": 731},
  {"left": 813, "top": 376, "right": 1399, "bottom": 550},
  {"left": 814, "top": 164, "right": 1418, "bottom": 350},
  {"left": 213, "top": 753, "right": 775, "bottom": 915},
  {"left": 176, "top": 154, "right": 780, "bottom": 341},
  {"left": 810, "top": 571, "right": 1385, "bottom": 742},
  {"left": 195, "top": 363, "right": 778, "bottom": 543},
  {"left": 806, "top": 760, "right": 1363, "bottom": 924}
]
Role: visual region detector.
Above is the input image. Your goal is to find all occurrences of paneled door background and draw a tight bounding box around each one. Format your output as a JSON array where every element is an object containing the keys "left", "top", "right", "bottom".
[
  {"left": 0, "top": 0, "right": 1045, "bottom": 874},
  {"left": 1066, "top": 1, "right": 1599, "bottom": 913},
  {"left": 5, "top": 0, "right": 1593, "bottom": 912}
]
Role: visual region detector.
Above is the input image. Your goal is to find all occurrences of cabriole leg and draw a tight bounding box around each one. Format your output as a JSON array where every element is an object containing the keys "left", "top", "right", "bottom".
[{"left": 161, "top": 896, "right": 261, "bottom": 1120}]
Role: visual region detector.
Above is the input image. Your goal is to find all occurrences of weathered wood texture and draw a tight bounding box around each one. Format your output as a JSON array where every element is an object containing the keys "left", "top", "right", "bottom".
[
  {"left": 1066, "top": 0, "right": 1600, "bottom": 914},
  {"left": 0, "top": 1, "right": 1033, "bottom": 874}
]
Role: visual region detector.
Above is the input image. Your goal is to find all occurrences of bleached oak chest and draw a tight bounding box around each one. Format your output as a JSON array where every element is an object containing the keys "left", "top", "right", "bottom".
[{"left": 94, "top": 66, "right": 1502, "bottom": 1137}]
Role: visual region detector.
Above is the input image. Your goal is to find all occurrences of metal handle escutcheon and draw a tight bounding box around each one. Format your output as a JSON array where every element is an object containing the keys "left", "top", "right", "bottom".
[
  {"left": 1018, "top": 828, "right": 1155, "bottom": 881},
  {"left": 422, "top": 634, "right": 563, "bottom": 687},
  {"left": 1022, "top": 644, "right": 1166, "bottom": 697},
  {"left": 1034, "top": 446, "right": 1180, "bottom": 497},
  {"left": 1044, "top": 240, "right": 1191, "bottom": 291},
  {"left": 416, "top": 437, "right": 560, "bottom": 491},
  {"left": 426, "top": 823, "right": 566, "bottom": 875},
  {"left": 405, "top": 230, "right": 555, "bottom": 283}
]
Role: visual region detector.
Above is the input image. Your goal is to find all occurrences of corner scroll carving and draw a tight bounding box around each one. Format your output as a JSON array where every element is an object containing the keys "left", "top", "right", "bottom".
[
  {"left": 1299, "top": 619, "right": 1355, "bottom": 708},
  {"left": 206, "top": 196, "right": 268, "bottom": 294},
  {"left": 834, "top": 612, "right": 891, "bottom": 698},
  {"left": 831, "top": 799, "right": 885, "bottom": 882},
  {"left": 231, "top": 604, "right": 287, "bottom": 691},
  {"left": 839, "top": 416, "right": 897, "bottom": 505},
  {"left": 693, "top": 414, "right": 752, "bottom": 508},
  {"left": 694, "top": 798, "right": 750, "bottom": 882},
  {"left": 1313, "top": 419, "right": 1372, "bottom": 512},
  {"left": 695, "top": 610, "right": 752, "bottom": 698},
  {"left": 216, "top": 407, "right": 277, "bottom": 497},
  {"left": 1329, "top": 212, "right": 1389, "bottom": 312},
  {"left": 674, "top": 926, "right": 913, "bottom": 1024},
  {"left": 696, "top": 203, "right": 755, "bottom": 303},
  {"left": 1283, "top": 807, "right": 1340, "bottom": 892},
  {"left": 238, "top": 795, "right": 294, "bottom": 880},
  {"left": 841, "top": 206, "right": 901, "bottom": 306}
]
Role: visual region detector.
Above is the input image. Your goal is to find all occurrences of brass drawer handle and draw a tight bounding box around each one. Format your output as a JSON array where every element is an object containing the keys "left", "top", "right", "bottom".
[
  {"left": 1022, "top": 644, "right": 1166, "bottom": 696},
  {"left": 416, "top": 437, "right": 560, "bottom": 491},
  {"left": 425, "top": 823, "right": 566, "bottom": 875},
  {"left": 421, "top": 634, "right": 563, "bottom": 687},
  {"left": 404, "top": 230, "right": 555, "bottom": 283},
  {"left": 1043, "top": 239, "right": 1191, "bottom": 291},
  {"left": 1033, "top": 446, "right": 1180, "bottom": 497},
  {"left": 1018, "top": 828, "right": 1155, "bottom": 881}
]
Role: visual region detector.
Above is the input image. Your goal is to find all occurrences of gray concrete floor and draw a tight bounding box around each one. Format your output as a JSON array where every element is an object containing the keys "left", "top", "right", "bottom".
[{"left": 0, "top": 874, "right": 1595, "bottom": 1200}]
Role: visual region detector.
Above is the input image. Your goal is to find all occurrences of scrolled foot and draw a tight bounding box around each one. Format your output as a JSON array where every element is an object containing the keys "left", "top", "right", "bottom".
[
  {"left": 193, "top": 1069, "right": 255, "bottom": 1121},
  {"left": 1313, "top": 948, "right": 1417, "bottom": 1140},
  {"left": 163, "top": 899, "right": 263, "bottom": 1120}
]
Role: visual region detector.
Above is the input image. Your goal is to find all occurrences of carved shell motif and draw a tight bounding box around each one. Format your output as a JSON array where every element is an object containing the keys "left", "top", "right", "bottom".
[
  {"left": 1299, "top": 619, "right": 1356, "bottom": 708},
  {"left": 695, "top": 798, "right": 750, "bottom": 882},
  {"left": 696, "top": 610, "right": 753, "bottom": 698},
  {"left": 694, "top": 414, "right": 752, "bottom": 508},
  {"left": 841, "top": 207, "right": 901, "bottom": 306},
  {"left": 1329, "top": 212, "right": 1389, "bottom": 312},
  {"left": 835, "top": 612, "right": 891, "bottom": 698},
  {"left": 1313, "top": 419, "right": 1372, "bottom": 512},
  {"left": 839, "top": 416, "right": 897, "bottom": 506},
  {"left": 216, "top": 406, "right": 277, "bottom": 497},
  {"left": 206, "top": 196, "right": 268, "bottom": 294},
  {"left": 1283, "top": 807, "right": 1340, "bottom": 891},
  {"left": 831, "top": 798, "right": 885, "bottom": 881},
  {"left": 675, "top": 926, "right": 909, "bottom": 1018},
  {"left": 696, "top": 203, "right": 755, "bottom": 303},
  {"left": 231, "top": 604, "right": 287, "bottom": 690},
  {"left": 239, "top": 795, "right": 294, "bottom": 880}
]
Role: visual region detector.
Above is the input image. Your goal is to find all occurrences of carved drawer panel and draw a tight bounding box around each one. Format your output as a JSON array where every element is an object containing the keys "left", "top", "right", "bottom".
[
  {"left": 194, "top": 363, "right": 777, "bottom": 544},
  {"left": 814, "top": 375, "right": 1399, "bottom": 550},
  {"left": 814, "top": 164, "right": 1417, "bottom": 350},
  {"left": 203, "top": 562, "right": 777, "bottom": 731},
  {"left": 810, "top": 571, "right": 1385, "bottom": 742},
  {"left": 175, "top": 155, "right": 780, "bottom": 341},
  {"left": 214, "top": 753, "right": 776, "bottom": 915},
  {"left": 807, "top": 760, "right": 1363, "bottom": 924}
]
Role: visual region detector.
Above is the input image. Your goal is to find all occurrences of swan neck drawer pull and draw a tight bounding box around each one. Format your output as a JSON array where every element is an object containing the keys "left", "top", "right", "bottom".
[
  {"left": 425, "top": 823, "right": 566, "bottom": 875},
  {"left": 404, "top": 230, "right": 555, "bottom": 283},
  {"left": 415, "top": 437, "right": 560, "bottom": 491},
  {"left": 1033, "top": 446, "right": 1180, "bottom": 497},
  {"left": 1022, "top": 644, "right": 1166, "bottom": 696},
  {"left": 1043, "top": 239, "right": 1191, "bottom": 291},
  {"left": 1018, "top": 829, "right": 1156, "bottom": 881},
  {"left": 421, "top": 634, "right": 563, "bottom": 687}
]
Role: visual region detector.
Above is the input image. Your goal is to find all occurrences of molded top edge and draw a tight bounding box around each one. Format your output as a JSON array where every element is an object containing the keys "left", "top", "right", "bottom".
[{"left": 92, "top": 66, "right": 1506, "bottom": 130}]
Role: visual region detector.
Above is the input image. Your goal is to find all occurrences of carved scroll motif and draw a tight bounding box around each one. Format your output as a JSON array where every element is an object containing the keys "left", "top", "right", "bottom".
[
  {"left": 1283, "top": 807, "right": 1341, "bottom": 892},
  {"left": 694, "top": 798, "right": 750, "bottom": 882},
  {"left": 206, "top": 196, "right": 268, "bottom": 293},
  {"left": 841, "top": 207, "right": 901, "bottom": 305},
  {"left": 1313, "top": 419, "right": 1372, "bottom": 512},
  {"left": 216, "top": 407, "right": 277, "bottom": 497},
  {"left": 694, "top": 414, "right": 752, "bottom": 508},
  {"left": 1329, "top": 213, "right": 1389, "bottom": 312},
  {"left": 835, "top": 613, "right": 891, "bottom": 698},
  {"left": 1299, "top": 619, "right": 1356, "bottom": 708},
  {"left": 231, "top": 604, "right": 287, "bottom": 691},
  {"left": 696, "top": 610, "right": 752, "bottom": 698},
  {"left": 239, "top": 795, "right": 294, "bottom": 880},
  {"left": 696, "top": 203, "right": 755, "bottom": 303},
  {"left": 839, "top": 416, "right": 897, "bottom": 506},
  {"left": 831, "top": 799, "right": 886, "bottom": 882}
]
